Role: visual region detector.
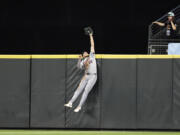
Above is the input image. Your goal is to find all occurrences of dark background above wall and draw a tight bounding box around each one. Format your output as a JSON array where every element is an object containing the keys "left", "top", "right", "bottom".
[{"left": 0, "top": 0, "right": 179, "bottom": 54}]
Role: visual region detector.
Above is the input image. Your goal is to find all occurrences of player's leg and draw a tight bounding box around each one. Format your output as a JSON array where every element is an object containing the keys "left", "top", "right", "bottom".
[
  {"left": 74, "top": 75, "right": 97, "bottom": 112},
  {"left": 64, "top": 75, "right": 87, "bottom": 108}
]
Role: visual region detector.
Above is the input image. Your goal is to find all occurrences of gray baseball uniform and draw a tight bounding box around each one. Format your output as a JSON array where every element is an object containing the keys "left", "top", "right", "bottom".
[{"left": 69, "top": 52, "right": 97, "bottom": 107}]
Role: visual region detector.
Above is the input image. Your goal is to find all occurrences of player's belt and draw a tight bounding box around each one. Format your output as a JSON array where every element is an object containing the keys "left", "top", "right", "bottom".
[{"left": 86, "top": 73, "right": 97, "bottom": 75}]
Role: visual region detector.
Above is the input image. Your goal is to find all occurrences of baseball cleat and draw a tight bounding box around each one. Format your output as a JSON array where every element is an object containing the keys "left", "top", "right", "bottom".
[
  {"left": 64, "top": 102, "right": 72, "bottom": 108},
  {"left": 74, "top": 106, "right": 81, "bottom": 112}
]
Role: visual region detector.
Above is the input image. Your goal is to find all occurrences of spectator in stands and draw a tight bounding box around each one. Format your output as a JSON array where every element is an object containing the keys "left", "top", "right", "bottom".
[{"left": 153, "top": 12, "right": 177, "bottom": 38}]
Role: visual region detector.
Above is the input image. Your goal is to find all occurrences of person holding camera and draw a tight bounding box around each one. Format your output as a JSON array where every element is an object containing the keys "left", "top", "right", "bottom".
[
  {"left": 64, "top": 27, "right": 97, "bottom": 113},
  {"left": 153, "top": 12, "right": 177, "bottom": 38}
]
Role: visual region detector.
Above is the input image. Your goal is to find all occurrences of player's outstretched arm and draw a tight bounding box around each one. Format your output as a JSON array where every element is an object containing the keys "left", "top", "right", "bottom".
[{"left": 90, "top": 34, "right": 95, "bottom": 53}]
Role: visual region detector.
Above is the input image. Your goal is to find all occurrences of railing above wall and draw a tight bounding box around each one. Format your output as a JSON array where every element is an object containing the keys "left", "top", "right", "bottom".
[{"left": 148, "top": 5, "right": 180, "bottom": 54}]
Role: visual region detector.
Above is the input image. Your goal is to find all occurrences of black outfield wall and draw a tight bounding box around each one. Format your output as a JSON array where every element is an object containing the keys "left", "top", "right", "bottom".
[
  {"left": 0, "top": 55, "right": 180, "bottom": 129},
  {"left": 0, "top": 56, "right": 30, "bottom": 128}
]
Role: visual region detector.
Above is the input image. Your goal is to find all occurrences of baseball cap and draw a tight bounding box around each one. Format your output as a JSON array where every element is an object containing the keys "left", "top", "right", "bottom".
[{"left": 168, "top": 12, "right": 175, "bottom": 17}]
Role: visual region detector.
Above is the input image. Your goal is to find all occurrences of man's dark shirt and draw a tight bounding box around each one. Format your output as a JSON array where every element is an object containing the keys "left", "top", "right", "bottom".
[{"left": 164, "top": 20, "right": 177, "bottom": 39}]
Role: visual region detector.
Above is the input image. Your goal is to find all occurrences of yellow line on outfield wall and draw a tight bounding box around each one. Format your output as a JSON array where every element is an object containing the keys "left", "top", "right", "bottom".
[
  {"left": 31, "top": 55, "right": 67, "bottom": 59},
  {"left": 172, "top": 55, "right": 180, "bottom": 58},
  {"left": 0, "top": 55, "right": 31, "bottom": 59},
  {"left": 0, "top": 54, "right": 179, "bottom": 59},
  {"left": 31, "top": 54, "right": 175, "bottom": 59},
  {"left": 101, "top": 55, "right": 137, "bottom": 59},
  {"left": 31, "top": 54, "right": 179, "bottom": 59},
  {"left": 137, "top": 55, "right": 173, "bottom": 59}
]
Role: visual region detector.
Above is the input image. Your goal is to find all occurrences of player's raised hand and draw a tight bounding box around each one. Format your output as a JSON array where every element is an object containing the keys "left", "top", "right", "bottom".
[{"left": 84, "top": 27, "right": 93, "bottom": 36}]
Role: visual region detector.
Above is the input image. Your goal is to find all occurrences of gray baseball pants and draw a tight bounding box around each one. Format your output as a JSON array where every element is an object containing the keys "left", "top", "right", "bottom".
[{"left": 69, "top": 74, "right": 97, "bottom": 107}]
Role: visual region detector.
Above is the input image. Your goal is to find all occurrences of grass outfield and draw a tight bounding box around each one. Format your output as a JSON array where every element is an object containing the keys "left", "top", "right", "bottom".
[{"left": 0, "top": 130, "right": 180, "bottom": 135}]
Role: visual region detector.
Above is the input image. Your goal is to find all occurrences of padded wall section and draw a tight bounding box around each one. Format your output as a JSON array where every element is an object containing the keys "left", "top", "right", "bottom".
[
  {"left": 65, "top": 59, "right": 101, "bottom": 128},
  {"left": 101, "top": 59, "right": 136, "bottom": 129},
  {"left": 137, "top": 59, "right": 172, "bottom": 129},
  {"left": 0, "top": 59, "right": 30, "bottom": 128},
  {"left": 30, "top": 59, "right": 66, "bottom": 128},
  {"left": 173, "top": 59, "right": 180, "bottom": 129},
  {"left": 0, "top": 55, "right": 178, "bottom": 129}
]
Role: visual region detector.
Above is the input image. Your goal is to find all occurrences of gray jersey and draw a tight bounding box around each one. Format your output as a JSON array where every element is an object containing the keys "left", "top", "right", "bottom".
[
  {"left": 70, "top": 52, "right": 97, "bottom": 108},
  {"left": 85, "top": 52, "right": 97, "bottom": 74},
  {"left": 77, "top": 52, "right": 97, "bottom": 74}
]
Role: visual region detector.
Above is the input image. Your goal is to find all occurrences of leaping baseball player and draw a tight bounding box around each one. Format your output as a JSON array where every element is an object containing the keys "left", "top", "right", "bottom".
[{"left": 64, "top": 27, "right": 97, "bottom": 112}]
